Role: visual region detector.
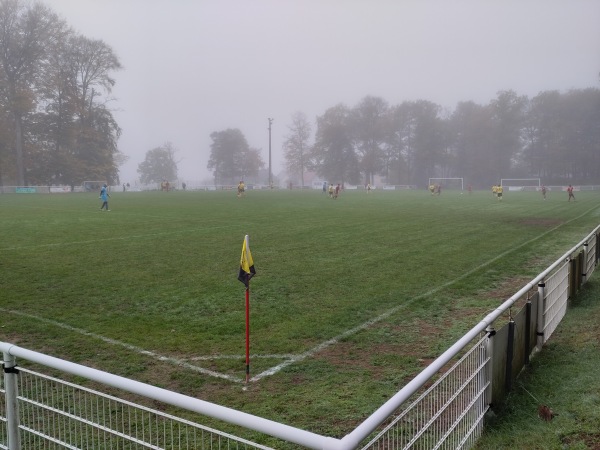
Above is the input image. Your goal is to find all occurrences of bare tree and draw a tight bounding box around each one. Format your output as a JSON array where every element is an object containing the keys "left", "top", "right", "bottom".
[{"left": 283, "top": 111, "right": 311, "bottom": 187}]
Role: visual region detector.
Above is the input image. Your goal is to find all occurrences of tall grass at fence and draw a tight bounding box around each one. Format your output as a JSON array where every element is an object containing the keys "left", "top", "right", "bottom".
[
  {"left": 475, "top": 279, "right": 600, "bottom": 449},
  {"left": 0, "top": 188, "right": 598, "bottom": 441}
]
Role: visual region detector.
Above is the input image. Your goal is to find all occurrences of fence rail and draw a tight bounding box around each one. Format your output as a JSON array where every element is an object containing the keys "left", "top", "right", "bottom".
[{"left": 1, "top": 225, "right": 599, "bottom": 449}]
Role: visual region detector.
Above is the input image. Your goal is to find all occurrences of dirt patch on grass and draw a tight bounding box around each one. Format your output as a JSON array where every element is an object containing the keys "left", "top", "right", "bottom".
[
  {"left": 562, "top": 432, "right": 600, "bottom": 449},
  {"left": 312, "top": 317, "right": 452, "bottom": 383},
  {"left": 484, "top": 276, "right": 536, "bottom": 310},
  {"left": 486, "top": 276, "right": 532, "bottom": 299},
  {"left": 311, "top": 276, "right": 543, "bottom": 383}
]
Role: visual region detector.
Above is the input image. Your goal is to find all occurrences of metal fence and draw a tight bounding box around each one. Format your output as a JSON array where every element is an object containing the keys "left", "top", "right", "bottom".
[
  {"left": 0, "top": 367, "right": 274, "bottom": 450},
  {"left": 360, "top": 334, "right": 489, "bottom": 449},
  {"left": 1, "top": 225, "right": 599, "bottom": 449},
  {"left": 349, "top": 226, "right": 599, "bottom": 450}
]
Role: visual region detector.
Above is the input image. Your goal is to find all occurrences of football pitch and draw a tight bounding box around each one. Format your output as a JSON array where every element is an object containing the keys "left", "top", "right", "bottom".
[{"left": 1, "top": 188, "right": 599, "bottom": 438}]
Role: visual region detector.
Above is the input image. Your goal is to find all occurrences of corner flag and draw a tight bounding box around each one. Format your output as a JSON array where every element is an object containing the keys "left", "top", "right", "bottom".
[{"left": 238, "top": 235, "right": 256, "bottom": 287}]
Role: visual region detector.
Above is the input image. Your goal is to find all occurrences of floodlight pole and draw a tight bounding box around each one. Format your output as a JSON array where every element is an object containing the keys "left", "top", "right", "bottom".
[{"left": 268, "top": 118, "right": 273, "bottom": 188}]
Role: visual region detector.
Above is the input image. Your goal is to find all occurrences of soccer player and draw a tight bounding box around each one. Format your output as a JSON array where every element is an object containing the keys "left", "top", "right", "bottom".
[
  {"left": 567, "top": 184, "right": 575, "bottom": 202},
  {"left": 99, "top": 184, "right": 110, "bottom": 211},
  {"left": 237, "top": 181, "right": 245, "bottom": 198},
  {"left": 328, "top": 183, "right": 334, "bottom": 198},
  {"left": 541, "top": 185, "right": 547, "bottom": 200},
  {"left": 496, "top": 184, "right": 503, "bottom": 201}
]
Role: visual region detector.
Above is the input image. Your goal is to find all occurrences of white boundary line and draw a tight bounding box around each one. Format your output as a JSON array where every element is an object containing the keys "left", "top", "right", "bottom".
[
  {"left": 3, "top": 205, "right": 598, "bottom": 383},
  {"left": 0, "top": 308, "right": 245, "bottom": 384},
  {"left": 250, "top": 204, "right": 599, "bottom": 380}
]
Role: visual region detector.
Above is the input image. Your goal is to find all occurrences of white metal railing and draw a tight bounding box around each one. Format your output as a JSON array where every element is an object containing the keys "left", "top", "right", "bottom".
[
  {"left": 0, "top": 366, "right": 274, "bottom": 450},
  {"left": 1, "top": 225, "right": 598, "bottom": 449},
  {"left": 360, "top": 334, "right": 490, "bottom": 450},
  {"left": 16, "top": 368, "right": 274, "bottom": 450},
  {"left": 584, "top": 233, "right": 597, "bottom": 280},
  {"left": 0, "top": 346, "right": 335, "bottom": 450},
  {"left": 541, "top": 259, "right": 570, "bottom": 342}
]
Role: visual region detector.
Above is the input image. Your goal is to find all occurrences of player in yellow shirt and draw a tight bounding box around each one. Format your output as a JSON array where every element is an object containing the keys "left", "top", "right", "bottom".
[
  {"left": 496, "top": 185, "right": 503, "bottom": 201},
  {"left": 237, "top": 181, "right": 245, "bottom": 198}
]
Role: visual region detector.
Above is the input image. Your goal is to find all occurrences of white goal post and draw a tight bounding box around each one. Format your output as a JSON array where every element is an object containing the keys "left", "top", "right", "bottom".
[{"left": 428, "top": 177, "right": 464, "bottom": 190}]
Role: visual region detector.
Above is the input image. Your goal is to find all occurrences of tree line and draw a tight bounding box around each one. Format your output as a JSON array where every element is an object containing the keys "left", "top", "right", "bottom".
[
  {"left": 0, "top": 0, "right": 123, "bottom": 187},
  {"left": 207, "top": 88, "right": 600, "bottom": 188},
  {"left": 280, "top": 89, "right": 600, "bottom": 188},
  {"left": 1, "top": 1, "right": 597, "bottom": 189}
]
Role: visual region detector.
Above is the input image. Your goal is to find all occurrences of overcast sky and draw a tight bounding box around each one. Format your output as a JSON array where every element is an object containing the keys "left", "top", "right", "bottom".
[{"left": 43, "top": 0, "right": 600, "bottom": 184}]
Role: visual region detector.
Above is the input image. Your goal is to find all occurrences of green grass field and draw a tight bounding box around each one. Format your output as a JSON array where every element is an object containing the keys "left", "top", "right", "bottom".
[{"left": 1, "top": 188, "right": 599, "bottom": 443}]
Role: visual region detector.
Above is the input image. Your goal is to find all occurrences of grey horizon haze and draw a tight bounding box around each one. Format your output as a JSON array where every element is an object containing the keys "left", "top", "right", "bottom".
[{"left": 44, "top": 0, "right": 600, "bottom": 185}]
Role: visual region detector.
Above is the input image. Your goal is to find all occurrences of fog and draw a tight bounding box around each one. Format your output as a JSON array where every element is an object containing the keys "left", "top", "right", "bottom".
[{"left": 44, "top": 0, "right": 600, "bottom": 185}]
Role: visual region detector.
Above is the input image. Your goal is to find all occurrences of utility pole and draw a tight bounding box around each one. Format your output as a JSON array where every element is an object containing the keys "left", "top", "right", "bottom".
[{"left": 268, "top": 118, "right": 273, "bottom": 188}]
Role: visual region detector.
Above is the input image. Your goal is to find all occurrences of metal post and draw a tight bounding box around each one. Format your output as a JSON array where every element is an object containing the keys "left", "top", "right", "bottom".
[
  {"left": 505, "top": 320, "right": 515, "bottom": 393},
  {"left": 484, "top": 326, "right": 495, "bottom": 408},
  {"left": 536, "top": 281, "right": 545, "bottom": 351},
  {"left": 582, "top": 241, "right": 588, "bottom": 284},
  {"left": 525, "top": 300, "right": 532, "bottom": 364},
  {"left": 268, "top": 118, "right": 273, "bottom": 188},
  {"left": 3, "top": 351, "right": 21, "bottom": 450}
]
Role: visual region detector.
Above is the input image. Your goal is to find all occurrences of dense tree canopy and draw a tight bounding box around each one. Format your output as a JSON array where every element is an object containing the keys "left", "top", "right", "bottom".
[
  {"left": 350, "top": 96, "right": 389, "bottom": 185},
  {"left": 0, "top": 0, "right": 122, "bottom": 186},
  {"left": 207, "top": 128, "right": 264, "bottom": 185},
  {"left": 310, "top": 104, "right": 360, "bottom": 185},
  {"left": 283, "top": 89, "right": 600, "bottom": 188},
  {"left": 137, "top": 142, "right": 179, "bottom": 184}
]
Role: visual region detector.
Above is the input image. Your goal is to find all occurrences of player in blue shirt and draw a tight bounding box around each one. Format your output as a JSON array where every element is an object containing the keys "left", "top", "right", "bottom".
[{"left": 99, "top": 184, "right": 111, "bottom": 211}]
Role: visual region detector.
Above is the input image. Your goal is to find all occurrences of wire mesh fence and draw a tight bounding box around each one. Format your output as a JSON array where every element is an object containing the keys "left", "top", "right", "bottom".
[
  {"left": 1, "top": 368, "right": 272, "bottom": 450},
  {"left": 360, "top": 334, "right": 489, "bottom": 450},
  {"left": 541, "top": 260, "right": 570, "bottom": 342}
]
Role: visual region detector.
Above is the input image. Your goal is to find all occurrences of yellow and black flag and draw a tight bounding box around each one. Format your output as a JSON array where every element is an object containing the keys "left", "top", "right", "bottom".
[{"left": 238, "top": 235, "right": 256, "bottom": 287}]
